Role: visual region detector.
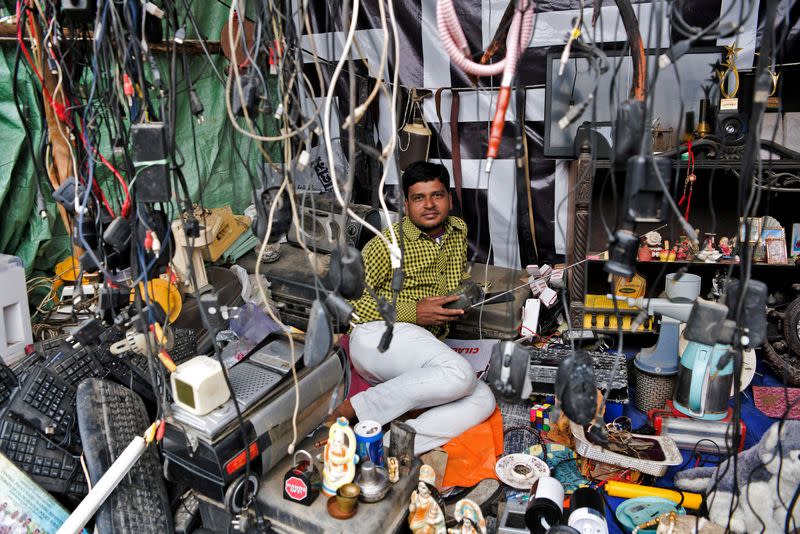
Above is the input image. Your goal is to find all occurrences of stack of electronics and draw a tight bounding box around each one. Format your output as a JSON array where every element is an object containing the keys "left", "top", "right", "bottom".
[
  {"left": 162, "top": 334, "right": 345, "bottom": 509},
  {"left": 0, "top": 293, "right": 345, "bottom": 532},
  {"left": 0, "top": 307, "right": 199, "bottom": 510}
]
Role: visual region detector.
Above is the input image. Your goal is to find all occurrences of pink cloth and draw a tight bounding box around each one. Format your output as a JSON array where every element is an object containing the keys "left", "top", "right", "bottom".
[{"left": 753, "top": 386, "right": 800, "bottom": 419}]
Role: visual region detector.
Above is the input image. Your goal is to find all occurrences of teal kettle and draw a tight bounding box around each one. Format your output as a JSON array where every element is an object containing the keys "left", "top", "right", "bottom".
[{"left": 673, "top": 342, "right": 732, "bottom": 420}]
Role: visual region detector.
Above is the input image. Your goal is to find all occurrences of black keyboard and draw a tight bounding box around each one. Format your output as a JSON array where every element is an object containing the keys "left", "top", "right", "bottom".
[
  {"left": 0, "top": 416, "right": 86, "bottom": 496},
  {"left": 0, "top": 362, "right": 18, "bottom": 407},
  {"left": 45, "top": 343, "right": 107, "bottom": 387},
  {"left": 12, "top": 335, "right": 66, "bottom": 381},
  {"left": 173, "top": 491, "right": 201, "bottom": 534},
  {"left": 8, "top": 365, "right": 76, "bottom": 445},
  {"left": 77, "top": 379, "right": 171, "bottom": 533}
]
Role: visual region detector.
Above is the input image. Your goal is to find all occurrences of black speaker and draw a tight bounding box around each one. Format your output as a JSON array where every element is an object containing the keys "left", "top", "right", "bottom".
[{"left": 716, "top": 109, "right": 748, "bottom": 146}]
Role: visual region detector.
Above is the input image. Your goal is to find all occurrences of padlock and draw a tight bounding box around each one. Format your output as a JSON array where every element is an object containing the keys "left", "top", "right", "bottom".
[{"left": 282, "top": 450, "right": 321, "bottom": 506}]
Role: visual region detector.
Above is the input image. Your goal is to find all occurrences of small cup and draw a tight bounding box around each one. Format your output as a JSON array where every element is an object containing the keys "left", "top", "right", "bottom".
[{"left": 336, "top": 483, "right": 360, "bottom": 513}]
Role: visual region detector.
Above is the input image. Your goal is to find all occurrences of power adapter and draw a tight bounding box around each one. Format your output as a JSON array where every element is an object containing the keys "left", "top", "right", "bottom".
[
  {"left": 232, "top": 71, "right": 262, "bottom": 117},
  {"left": 98, "top": 286, "right": 130, "bottom": 316},
  {"left": 131, "top": 122, "right": 171, "bottom": 203},
  {"left": 621, "top": 155, "right": 672, "bottom": 223},
  {"left": 613, "top": 100, "right": 645, "bottom": 169},
  {"left": 604, "top": 228, "right": 639, "bottom": 278},
  {"left": 102, "top": 216, "right": 131, "bottom": 254},
  {"left": 52, "top": 177, "right": 85, "bottom": 214}
]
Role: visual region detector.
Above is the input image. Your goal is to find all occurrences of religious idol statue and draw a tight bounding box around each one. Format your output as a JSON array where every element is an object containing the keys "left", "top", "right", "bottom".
[
  {"left": 322, "top": 417, "right": 358, "bottom": 496},
  {"left": 409, "top": 465, "right": 445, "bottom": 534},
  {"left": 387, "top": 457, "right": 400, "bottom": 483},
  {"left": 447, "top": 499, "right": 486, "bottom": 534}
]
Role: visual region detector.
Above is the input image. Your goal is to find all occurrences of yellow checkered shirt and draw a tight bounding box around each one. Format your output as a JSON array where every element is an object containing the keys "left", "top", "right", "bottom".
[{"left": 350, "top": 215, "right": 469, "bottom": 339}]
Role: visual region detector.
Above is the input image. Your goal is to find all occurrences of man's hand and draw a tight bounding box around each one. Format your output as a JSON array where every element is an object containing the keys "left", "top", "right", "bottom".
[{"left": 416, "top": 295, "right": 465, "bottom": 326}]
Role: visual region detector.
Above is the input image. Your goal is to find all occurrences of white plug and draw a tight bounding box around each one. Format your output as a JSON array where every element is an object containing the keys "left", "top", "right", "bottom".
[{"left": 144, "top": 2, "right": 164, "bottom": 19}]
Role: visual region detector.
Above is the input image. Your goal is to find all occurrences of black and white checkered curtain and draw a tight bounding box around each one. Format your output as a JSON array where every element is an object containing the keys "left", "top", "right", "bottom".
[{"left": 298, "top": 0, "right": 798, "bottom": 268}]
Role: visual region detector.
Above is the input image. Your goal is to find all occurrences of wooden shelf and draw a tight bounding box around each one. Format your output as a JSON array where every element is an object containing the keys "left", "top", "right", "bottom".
[
  {"left": 593, "top": 159, "right": 800, "bottom": 171},
  {"left": 586, "top": 255, "right": 800, "bottom": 268}
]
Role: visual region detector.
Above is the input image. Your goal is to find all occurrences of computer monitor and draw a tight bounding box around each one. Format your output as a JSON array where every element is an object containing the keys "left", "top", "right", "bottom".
[{"left": 544, "top": 47, "right": 724, "bottom": 158}]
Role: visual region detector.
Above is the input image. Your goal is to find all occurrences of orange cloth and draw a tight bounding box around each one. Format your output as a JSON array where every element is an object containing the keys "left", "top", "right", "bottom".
[{"left": 441, "top": 407, "right": 504, "bottom": 488}]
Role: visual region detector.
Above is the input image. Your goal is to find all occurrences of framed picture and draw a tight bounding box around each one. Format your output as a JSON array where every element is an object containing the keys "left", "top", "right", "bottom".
[
  {"left": 792, "top": 223, "right": 800, "bottom": 257},
  {"left": 758, "top": 227, "right": 784, "bottom": 263},
  {"left": 762, "top": 227, "right": 786, "bottom": 242},
  {"left": 739, "top": 217, "right": 762, "bottom": 244},
  {"left": 766, "top": 236, "right": 788, "bottom": 265}
]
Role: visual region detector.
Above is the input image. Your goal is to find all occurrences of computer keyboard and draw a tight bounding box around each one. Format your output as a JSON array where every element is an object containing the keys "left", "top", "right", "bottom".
[
  {"left": 0, "top": 416, "right": 86, "bottom": 497},
  {"left": 45, "top": 343, "right": 107, "bottom": 387},
  {"left": 77, "top": 379, "right": 171, "bottom": 533},
  {"left": 527, "top": 344, "right": 630, "bottom": 403},
  {"left": 0, "top": 362, "right": 18, "bottom": 407},
  {"left": 8, "top": 365, "right": 76, "bottom": 446}
]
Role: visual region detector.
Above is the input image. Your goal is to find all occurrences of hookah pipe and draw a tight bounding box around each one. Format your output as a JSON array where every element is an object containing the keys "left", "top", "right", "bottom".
[{"left": 437, "top": 0, "right": 534, "bottom": 173}]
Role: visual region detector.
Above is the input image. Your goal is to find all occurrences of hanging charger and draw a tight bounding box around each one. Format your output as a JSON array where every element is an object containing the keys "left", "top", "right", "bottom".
[
  {"left": 304, "top": 300, "right": 333, "bottom": 367},
  {"left": 613, "top": 101, "right": 646, "bottom": 170},
  {"left": 328, "top": 246, "right": 365, "bottom": 300},
  {"left": 554, "top": 351, "right": 597, "bottom": 425},
  {"left": 605, "top": 155, "right": 673, "bottom": 278},
  {"left": 604, "top": 227, "right": 639, "bottom": 279},
  {"left": 621, "top": 156, "right": 672, "bottom": 224},
  {"left": 486, "top": 342, "right": 531, "bottom": 402},
  {"left": 253, "top": 164, "right": 291, "bottom": 243}
]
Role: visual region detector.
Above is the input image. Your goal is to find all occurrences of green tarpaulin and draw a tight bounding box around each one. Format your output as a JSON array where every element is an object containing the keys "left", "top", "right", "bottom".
[{"left": 0, "top": 2, "right": 279, "bottom": 275}]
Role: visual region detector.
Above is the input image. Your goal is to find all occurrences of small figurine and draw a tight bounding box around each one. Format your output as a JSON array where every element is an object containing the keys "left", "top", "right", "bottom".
[
  {"left": 703, "top": 233, "right": 717, "bottom": 252},
  {"left": 388, "top": 457, "right": 400, "bottom": 483},
  {"left": 719, "top": 236, "right": 733, "bottom": 258},
  {"left": 322, "top": 417, "right": 358, "bottom": 496},
  {"left": 659, "top": 241, "right": 670, "bottom": 262},
  {"left": 447, "top": 499, "right": 487, "bottom": 534},
  {"left": 637, "top": 240, "right": 652, "bottom": 262},
  {"left": 697, "top": 248, "right": 723, "bottom": 263},
  {"left": 645, "top": 231, "right": 662, "bottom": 259},
  {"left": 409, "top": 467, "right": 446, "bottom": 534},
  {"left": 419, "top": 464, "right": 436, "bottom": 486},
  {"left": 676, "top": 236, "right": 693, "bottom": 260},
  {"left": 644, "top": 231, "right": 662, "bottom": 248},
  {"left": 668, "top": 246, "right": 677, "bottom": 262}
]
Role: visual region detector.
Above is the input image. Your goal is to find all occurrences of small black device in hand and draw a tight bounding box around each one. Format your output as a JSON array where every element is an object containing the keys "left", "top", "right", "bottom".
[{"left": 443, "top": 282, "right": 484, "bottom": 311}]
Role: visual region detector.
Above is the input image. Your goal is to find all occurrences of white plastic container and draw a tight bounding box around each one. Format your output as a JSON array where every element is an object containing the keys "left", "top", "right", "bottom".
[
  {"left": 170, "top": 355, "right": 231, "bottom": 415},
  {"left": 0, "top": 255, "right": 32, "bottom": 366}
]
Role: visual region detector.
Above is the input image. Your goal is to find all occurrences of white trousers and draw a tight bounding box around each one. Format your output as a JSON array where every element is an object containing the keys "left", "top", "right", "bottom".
[{"left": 349, "top": 321, "right": 496, "bottom": 455}]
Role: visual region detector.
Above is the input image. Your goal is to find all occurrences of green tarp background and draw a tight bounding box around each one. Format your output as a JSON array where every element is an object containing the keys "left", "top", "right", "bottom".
[{"left": 0, "top": 2, "right": 280, "bottom": 275}]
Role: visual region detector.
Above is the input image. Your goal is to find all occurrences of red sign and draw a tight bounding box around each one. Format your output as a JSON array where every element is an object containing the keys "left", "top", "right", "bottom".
[{"left": 284, "top": 476, "right": 308, "bottom": 501}]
